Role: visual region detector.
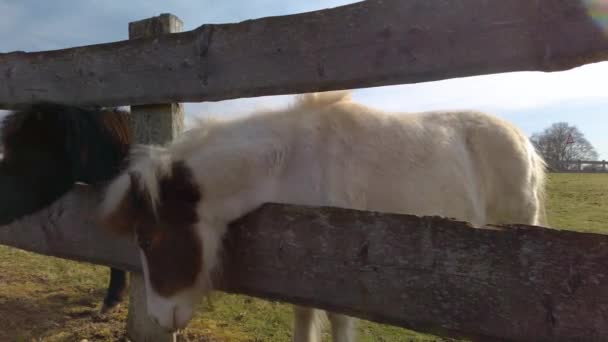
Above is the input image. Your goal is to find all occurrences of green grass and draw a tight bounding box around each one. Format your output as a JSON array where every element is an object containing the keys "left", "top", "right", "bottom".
[
  {"left": 545, "top": 173, "right": 608, "bottom": 233},
  {"left": 1, "top": 173, "right": 606, "bottom": 341}
]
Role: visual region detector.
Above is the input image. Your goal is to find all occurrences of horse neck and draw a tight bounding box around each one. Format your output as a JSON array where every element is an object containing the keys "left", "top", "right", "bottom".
[
  {"left": 189, "top": 138, "right": 286, "bottom": 227},
  {"left": 185, "top": 136, "right": 286, "bottom": 283}
]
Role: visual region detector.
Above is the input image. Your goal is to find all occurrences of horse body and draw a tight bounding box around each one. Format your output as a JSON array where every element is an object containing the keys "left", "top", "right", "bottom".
[
  {"left": 1, "top": 103, "right": 132, "bottom": 313},
  {"left": 101, "top": 91, "right": 546, "bottom": 341}
]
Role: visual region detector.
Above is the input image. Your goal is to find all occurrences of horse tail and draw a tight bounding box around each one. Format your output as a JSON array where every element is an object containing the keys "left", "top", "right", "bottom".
[{"left": 529, "top": 140, "right": 549, "bottom": 227}]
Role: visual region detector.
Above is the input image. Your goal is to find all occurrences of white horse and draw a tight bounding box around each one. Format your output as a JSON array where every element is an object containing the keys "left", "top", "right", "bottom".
[{"left": 99, "top": 91, "right": 546, "bottom": 342}]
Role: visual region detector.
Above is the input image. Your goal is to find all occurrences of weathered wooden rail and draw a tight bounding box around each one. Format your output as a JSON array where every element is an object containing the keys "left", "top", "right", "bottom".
[
  {"left": 2, "top": 0, "right": 608, "bottom": 108},
  {"left": 2, "top": 185, "right": 608, "bottom": 342},
  {"left": 2, "top": 0, "right": 608, "bottom": 341}
]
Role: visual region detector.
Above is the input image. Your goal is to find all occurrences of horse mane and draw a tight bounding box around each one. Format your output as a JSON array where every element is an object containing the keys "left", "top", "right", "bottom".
[
  {"left": 99, "top": 144, "right": 200, "bottom": 236},
  {"left": 99, "top": 91, "right": 353, "bottom": 235},
  {"left": 102, "top": 144, "right": 173, "bottom": 220},
  {"left": 0, "top": 102, "right": 132, "bottom": 225},
  {"left": 292, "top": 90, "right": 352, "bottom": 109}
]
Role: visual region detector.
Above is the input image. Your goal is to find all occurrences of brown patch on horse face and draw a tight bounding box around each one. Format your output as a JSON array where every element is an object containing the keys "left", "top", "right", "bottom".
[
  {"left": 100, "top": 160, "right": 202, "bottom": 296},
  {"left": 133, "top": 161, "right": 203, "bottom": 297}
]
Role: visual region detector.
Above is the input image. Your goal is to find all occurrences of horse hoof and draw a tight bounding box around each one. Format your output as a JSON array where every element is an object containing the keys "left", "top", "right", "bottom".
[{"left": 100, "top": 300, "right": 121, "bottom": 315}]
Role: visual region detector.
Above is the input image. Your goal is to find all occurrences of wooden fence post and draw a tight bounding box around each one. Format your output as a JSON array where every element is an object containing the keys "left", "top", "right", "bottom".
[{"left": 126, "top": 13, "right": 184, "bottom": 342}]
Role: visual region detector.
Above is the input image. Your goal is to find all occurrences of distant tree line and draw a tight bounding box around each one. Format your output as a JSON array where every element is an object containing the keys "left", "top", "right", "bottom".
[{"left": 530, "top": 122, "right": 599, "bottom": 171}]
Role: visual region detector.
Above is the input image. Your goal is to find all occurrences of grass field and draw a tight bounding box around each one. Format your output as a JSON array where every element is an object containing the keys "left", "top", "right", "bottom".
[{"left": 1, "top": 173, "right": 607, "bottom": 341}]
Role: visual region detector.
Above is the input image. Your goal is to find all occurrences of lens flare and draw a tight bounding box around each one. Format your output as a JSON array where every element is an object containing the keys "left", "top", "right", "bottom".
[{"left": 583, "top": 0, "right": 608, "bottom": 33}]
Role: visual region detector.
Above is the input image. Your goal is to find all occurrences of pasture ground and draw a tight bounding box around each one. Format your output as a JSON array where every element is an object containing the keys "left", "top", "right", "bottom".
[{"left": 0, "top": 173, "right": 606, "bottom": 341}]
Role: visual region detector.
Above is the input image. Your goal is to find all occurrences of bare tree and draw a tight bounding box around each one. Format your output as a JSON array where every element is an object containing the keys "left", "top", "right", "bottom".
[{"left": 530, "top": 122, "right": 598, "bottom": 171}]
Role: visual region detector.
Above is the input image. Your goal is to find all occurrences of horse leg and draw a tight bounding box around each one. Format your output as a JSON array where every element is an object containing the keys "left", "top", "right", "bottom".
[
  {"left": 100, "top": 267, "right": 127, "bottom": 314},
  {"left": 293, "top": 305, "right": 322, "bottom": 342},
  {"left": 327, "top": 311, "right": 356, "bottom": 342}
]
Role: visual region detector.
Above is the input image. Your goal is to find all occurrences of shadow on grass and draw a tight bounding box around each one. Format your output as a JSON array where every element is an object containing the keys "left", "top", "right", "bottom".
[{"left": 0, "top": 286, "right": 129, "bottom": 342}]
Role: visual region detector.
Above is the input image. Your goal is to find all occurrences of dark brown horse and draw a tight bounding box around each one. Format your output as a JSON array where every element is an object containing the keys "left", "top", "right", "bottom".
[{"left": 0, "top": 102, "right": 132, "bottom": 313}]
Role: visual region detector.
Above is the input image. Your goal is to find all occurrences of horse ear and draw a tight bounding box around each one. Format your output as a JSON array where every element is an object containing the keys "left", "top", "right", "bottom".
[{"left": 98, "top": 172, "right": 142, "bottom": 236}]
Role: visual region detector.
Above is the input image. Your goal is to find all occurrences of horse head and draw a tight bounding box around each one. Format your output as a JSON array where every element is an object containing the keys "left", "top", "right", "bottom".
[{"left": 99, "top": 146, "right": 211, "bottom": 330}]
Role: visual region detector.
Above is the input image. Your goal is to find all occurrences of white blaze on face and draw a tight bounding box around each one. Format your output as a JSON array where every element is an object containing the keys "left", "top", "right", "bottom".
[{"left": 139, "top": 250, "right": 197, "bottom": 331}]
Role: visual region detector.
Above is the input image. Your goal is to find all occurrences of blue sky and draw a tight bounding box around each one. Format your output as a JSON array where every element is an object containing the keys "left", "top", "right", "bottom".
[{"left": 2, "top": 0, "right": 608, "bottom": 159}]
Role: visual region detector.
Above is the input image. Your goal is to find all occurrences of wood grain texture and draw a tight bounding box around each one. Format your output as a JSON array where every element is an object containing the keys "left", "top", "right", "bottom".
[
  {"left": 222, "top": 205, "right": 608, "bottom": 342},
  {"left": 2, "top": 190, "right": 608, "bottom": 341},
  {"left": 2, "top": 0, "right": 608, "bottom": 108}
]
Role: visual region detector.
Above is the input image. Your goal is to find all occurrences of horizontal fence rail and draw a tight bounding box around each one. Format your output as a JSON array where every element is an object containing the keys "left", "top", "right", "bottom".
[
  {"left": 1, "top": 185, "right": 608, "bottom": 342},
  {"left": 2, "top": 0, "right": 608, "bottom": 108},
  {"left": 546, "top": 159, "right": 608, "bottom": 172}
]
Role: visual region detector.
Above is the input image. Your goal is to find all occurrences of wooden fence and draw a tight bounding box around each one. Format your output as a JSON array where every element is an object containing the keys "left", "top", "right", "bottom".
[
  {"left": 1, "top": 1, "right": 608, "bottom": 341},
  {"left": 546, "top": 159, "right": 608, "bottom": 173}
]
